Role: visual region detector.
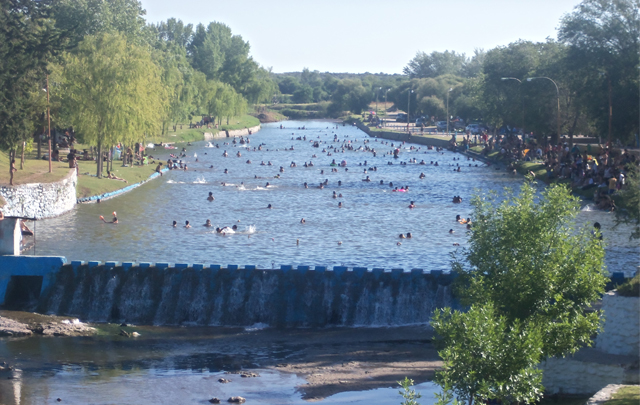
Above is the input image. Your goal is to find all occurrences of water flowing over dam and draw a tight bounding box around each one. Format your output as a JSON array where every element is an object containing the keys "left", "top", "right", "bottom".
[{"left": 34, "top": 264, "right": 457, "bottom": 327}]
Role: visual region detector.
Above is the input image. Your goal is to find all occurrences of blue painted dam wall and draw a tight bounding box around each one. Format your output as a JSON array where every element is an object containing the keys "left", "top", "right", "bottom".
[
  {"left": 0, "top": 257, "right": 457, "bottom": 327},
  {"left": 2, "top": 256, "right": 630, "bottom": 327}
]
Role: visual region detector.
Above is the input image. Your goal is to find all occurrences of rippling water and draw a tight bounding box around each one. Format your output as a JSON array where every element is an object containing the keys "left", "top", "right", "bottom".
[{"left": 27, "top": 121, "right": 638, "bottom": 274}]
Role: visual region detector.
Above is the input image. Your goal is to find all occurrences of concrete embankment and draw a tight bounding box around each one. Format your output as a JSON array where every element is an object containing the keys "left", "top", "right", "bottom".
[
  {"left": 348, "top": 119, "right": 454, "bottom": 148},
  {"left": 204, "top": 125, "right": 261, "bottom": 140},
  {"left": 0, "top": 169, "right": 77, "bottom": 219}
]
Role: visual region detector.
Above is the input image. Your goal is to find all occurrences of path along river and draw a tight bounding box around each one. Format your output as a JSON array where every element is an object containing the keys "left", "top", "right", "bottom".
[{"left": 27, "top": 120, "right": 638, "bottom": 275}]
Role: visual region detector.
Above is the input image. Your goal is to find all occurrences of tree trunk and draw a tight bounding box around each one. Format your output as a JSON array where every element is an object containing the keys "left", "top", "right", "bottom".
[
  {"left": 20, "top": 142, "right": 25, "bottom": 169},
  {"left": 37, "top": 128, "right": 42, "bottom": 159},
  {"left": 568, "top": 110, "right": 580, "bottom": 149},
  {"left": 97, "top": 140, "right": 102, "bottom": 178}
]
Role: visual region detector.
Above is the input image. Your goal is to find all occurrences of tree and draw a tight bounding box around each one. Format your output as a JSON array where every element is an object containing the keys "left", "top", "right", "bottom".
[
  {"left": 404, "top": 51, "right": 467, "bottom": 78},
  {"left": 615, "top": 164, "right": 640, "bottom": 239},
  {"left": 0, "top": 0, "right": 64, "bottom": 174},
  {"left": 558, "top": 0, "right": 640, "bottom": 145},
  {"left": 329, "top": 79, "right": 371, "bottom": 115},
  {"left": 60, "top": 32, "right": 167, "bottom": 177},
  {"left": 433, "top": 181, "right": 607, "bottom": 402},
  {"left": 454, "top": 181, "right": 607, "bottom": 356},
  {"left": 292, "top": 84, "right": 313, "bottom": 104},
  {"left": 52, "top": 0, "right": 148, "bottom": 46},
  {"left": 433, "top": 304, "right": 544, "bottom": 405}
]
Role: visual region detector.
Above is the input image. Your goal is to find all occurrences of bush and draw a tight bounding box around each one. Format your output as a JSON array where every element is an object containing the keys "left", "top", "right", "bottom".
[{"left": 617, "top": 274, "right": 640, "bottom": 297}]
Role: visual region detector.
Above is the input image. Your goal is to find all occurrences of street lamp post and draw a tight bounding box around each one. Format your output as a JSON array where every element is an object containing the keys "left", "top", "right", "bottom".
[
  {"left": 527, "top": 77, "right": 560, "bottom": 144},
  {"left": 45, "top": 75, "right": 52, "bottom": 173},
  {"left": 446, "top": 88, "right": 453, "bottom": 135},
  {"left": 376, "top": 87, "right": 381, "bottom": 118},
  {"left": 407, "top": 88, "right": 413, "bottom": 133},
  {"left": 501, "top": 77, "right": 525, "bottom": 137},
  {"left": 384, "top": 88, "right": 390, "bottom": 127}
]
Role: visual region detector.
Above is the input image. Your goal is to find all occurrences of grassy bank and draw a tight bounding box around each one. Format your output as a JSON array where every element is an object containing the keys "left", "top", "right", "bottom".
[
  {"left": 145, "top": 114, "right": 260, "bottom": 145},
  {"left": 0, "top": 114, "right": 260, "bottom": 201},
  {"left": 75, "top": 160, "right": 160, "bottom": 199},
  {"left": 0, "top": 150, "right": 72, "bottom": 186}
]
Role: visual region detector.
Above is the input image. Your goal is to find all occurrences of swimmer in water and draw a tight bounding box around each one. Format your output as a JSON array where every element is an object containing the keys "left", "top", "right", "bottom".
[
  {"left": 267, "top": 204, "right": 273, "bottom": 209},
  {"left": 100, "top": 211, "right": 118, "bottom": 224},
  {"left": 449, "top": 229, "right": 454, "bottom": 234},
  {"left": 185, "top": 221, "right": 191, "bottom": 228},
  {"left": 207, "top": 192, "right": 215, "bottom": 201},
  {"left": 406, "top": 232, "right": 412, "bottom": 238},
  {"left": 333, "top": 191, "right": 337, "bottom": 199},
  {"left": 172, "top": 220, "right": 177, "bottom": 227},
  {"left": 338, "top": 202, "right": 343, "bottom": 208},
  {"left": 300, "top": 218, "right": 306, "bottom": 224},
  {"left": 265, "top": 182, "right": 270, "bottom": 188},
  {"left": 204, "top": 219, "right": 212, "bottom": 227},
  {"left": 399, "top": 233, "right": 406, "bottom": 239},
  {"left": 409, "top": 201, "right": 415, "bottom": 209}
]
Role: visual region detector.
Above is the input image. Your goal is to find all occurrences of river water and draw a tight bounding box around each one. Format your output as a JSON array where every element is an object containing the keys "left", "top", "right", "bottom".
[
  {"left": 26, "top": 120, "right": 638, "bottom": 275},
  {"left": 3, "top": 120, "right": 637, "bottom": 404}
]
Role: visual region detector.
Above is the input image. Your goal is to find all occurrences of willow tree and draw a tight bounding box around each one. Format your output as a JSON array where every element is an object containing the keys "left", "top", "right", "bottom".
[{"left": 60, "top": 32, "right": 166, "bottom": 177}]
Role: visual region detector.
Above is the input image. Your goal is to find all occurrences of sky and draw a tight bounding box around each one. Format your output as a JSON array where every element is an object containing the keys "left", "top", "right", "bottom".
[{"left": 139, "top": 0, "right": 583, "bottom": 74}]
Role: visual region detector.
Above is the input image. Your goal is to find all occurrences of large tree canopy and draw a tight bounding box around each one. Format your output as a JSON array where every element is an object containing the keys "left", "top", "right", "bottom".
[
  {"left": 60, "top": 32, "right": 167, "bottom": 177},
  {"left": 0, "top": 0, "right": 64, "bottom": 160},
  {"left": 558, "top": 0, "right": 640, "bottom": 143}
]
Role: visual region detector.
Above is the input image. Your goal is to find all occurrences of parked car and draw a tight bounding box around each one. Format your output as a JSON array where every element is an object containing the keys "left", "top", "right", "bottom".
[
  {"left": 415, "top": 117, "right": 428, "bottom": 126},
  {"left": 436, "top": 121, "right": 448, "bottom": 131},
  {"left": 465, "top": 124, "right": 481, "bottom": 134},
  {"left": 395, "top": 113, "right": 408, "bottom": 123}
]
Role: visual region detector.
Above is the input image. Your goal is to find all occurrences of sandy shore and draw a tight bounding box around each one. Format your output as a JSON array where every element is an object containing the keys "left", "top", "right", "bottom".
[{"left": 243, "top": 326, "right": 442, "bottom": 400}]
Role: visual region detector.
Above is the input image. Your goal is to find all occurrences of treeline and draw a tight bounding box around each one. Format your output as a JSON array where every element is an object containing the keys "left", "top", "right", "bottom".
[
  {"left": 0, "top": 0, "right": 277, "bottom": 177},
  {"left": 275, "top": 0, "right": 639, "bottom": 145}
]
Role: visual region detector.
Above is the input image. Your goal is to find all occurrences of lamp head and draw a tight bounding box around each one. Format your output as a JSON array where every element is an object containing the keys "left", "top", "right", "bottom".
[{"left": 526, "top": 78, "right": 534, "bottom": 82}]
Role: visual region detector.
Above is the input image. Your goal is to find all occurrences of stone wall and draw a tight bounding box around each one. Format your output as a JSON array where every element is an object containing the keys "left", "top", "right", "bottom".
[
  {"left": 0, "top": 169, "right": 77, "bottom": 219},
  {"left": 596, "top": 291, "right": 640, "bottom": 357},
  {"left": 541, "top": 350, "right": 631, "bottom": 394}
]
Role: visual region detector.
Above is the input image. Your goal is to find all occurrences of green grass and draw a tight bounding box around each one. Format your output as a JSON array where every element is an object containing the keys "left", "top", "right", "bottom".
[
  {"left": 608, "top": 386, "right": 640, "bottom": 405},
  {"left": 0, "top": 150, "right": 72, "bottom": 186},
  {"left": 219, "top": 114, "right": 260, "bottom": 131},
  {"left": 75, "top": 160, "right": 161, "bottom": 199},
  {"left": 616, "top": 274, "right": 640, "bottom": 297}
]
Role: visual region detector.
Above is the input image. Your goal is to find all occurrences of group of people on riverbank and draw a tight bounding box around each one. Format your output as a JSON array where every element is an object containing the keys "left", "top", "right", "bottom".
[{"left": 481, "top": 133, "right": 638, "bottom": 212}]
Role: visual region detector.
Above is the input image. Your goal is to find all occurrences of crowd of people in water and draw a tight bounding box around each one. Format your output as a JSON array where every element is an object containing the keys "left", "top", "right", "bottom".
[
  {"left": 95, "top": 122, "right": 635, "bottom": 253},
  {"left": 129, "top": 124, "right": 484, "bottom": 246}
]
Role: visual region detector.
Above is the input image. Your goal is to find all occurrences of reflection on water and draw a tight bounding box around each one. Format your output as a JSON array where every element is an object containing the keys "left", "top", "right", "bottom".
[
  {"left": 27, "top": 121, "right": 637, "bottom": 274},
  {"left": 0, "top": 326, "right": 439, "bottom": 405}
]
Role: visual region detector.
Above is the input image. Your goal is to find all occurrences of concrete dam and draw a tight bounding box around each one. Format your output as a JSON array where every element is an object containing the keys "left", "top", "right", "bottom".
[{"left": 0, "top": 256, "right": 458, "bottom": 327}]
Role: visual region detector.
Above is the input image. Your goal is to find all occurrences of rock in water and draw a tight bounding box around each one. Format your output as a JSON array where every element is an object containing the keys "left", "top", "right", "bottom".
[
  {"left": 228, "top": 397, "right": 246, "bottom": 404},
  {"left": 218, "top": 378, "right": 231, "bottom": 383},
  {"left": 208, "top": 398, "right": 221, "bottom": 404}
]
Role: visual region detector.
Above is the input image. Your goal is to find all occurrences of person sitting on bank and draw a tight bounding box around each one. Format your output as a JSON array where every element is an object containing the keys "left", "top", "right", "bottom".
[{"left": 107, "top": 171, "right": 127, "bottom": 182}]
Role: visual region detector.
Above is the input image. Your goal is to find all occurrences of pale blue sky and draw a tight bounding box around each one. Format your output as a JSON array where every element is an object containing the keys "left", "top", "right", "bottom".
[{"left": 139, "top": 0, "right": 583, "bottom": 74}]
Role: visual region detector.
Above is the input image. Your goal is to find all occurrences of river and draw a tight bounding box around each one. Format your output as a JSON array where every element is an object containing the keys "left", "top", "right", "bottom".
[{"left": 25, "top": 120, "right": 638, "bottom": 275}]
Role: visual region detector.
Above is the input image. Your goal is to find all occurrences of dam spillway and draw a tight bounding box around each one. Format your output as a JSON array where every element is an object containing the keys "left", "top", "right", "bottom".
[{"left": 2, "top": 257, "right": 457, "bottom": 327}]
